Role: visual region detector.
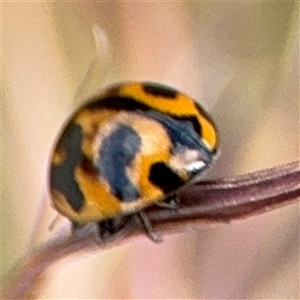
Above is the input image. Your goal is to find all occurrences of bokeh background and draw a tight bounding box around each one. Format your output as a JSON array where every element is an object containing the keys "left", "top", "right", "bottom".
[{"left": 2, "top": 1, "right": 299, "bottom": 299}]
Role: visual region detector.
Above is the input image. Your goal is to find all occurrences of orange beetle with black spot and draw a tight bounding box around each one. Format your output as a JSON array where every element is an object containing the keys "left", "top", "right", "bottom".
[{"left": 49, "top": 82, "right": 219, "bottom": 241}]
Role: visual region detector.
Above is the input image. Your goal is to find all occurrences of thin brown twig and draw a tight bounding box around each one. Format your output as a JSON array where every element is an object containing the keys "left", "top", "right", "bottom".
[{"left": 2, "top": 161, "right": 300, "bottom": 299}]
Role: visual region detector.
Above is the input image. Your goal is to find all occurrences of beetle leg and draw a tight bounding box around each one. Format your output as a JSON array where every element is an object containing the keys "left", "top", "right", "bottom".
[{"left": 138, "top": 211, "right": 163, "bottom": 243}]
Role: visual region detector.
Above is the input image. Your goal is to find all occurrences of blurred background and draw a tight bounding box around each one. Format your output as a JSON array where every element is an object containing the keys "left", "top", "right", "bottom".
[{"left": 2, "top": 1, "right": 299, "bottom": 299}]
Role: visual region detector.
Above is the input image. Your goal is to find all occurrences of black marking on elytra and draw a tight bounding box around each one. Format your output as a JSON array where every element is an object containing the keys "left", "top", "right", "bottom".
[
  {"left": 193, "top": 102, "right": 214, "bottom": 126},
  {"left": 97, "top": 125, "right": 141, "bottom": 202},
  {"left": 85, "top": 96, "right": 202, "bottom": 137},
  {"left": 149, "top": 162, "right": 185, "bottom": 194},
  {"left": 142, "top": 83, "right": 178, "bottom": 98},
  {"left": 85, "top": 95, "right": 152, "bottom": 111},
  {"left": 50, "top": 122, "right": 85, "bottom": 211},
  {"left": 172, "top": 115, "right": 202, "bottom": 136},
  {"left": 144, "top": 111, "right": 213, "bottom": 175},
  {"left": 144, "top": 110, "right": 203, "bottom": 151},
  {"left": 86, "top": 95, "right": 212, "bottom": 159},
  {"left": 81, "top": 156, "right": 98, "bottom": 177},
  {"left": 193, "top": 102, "right": 218, "bottom": 152}
]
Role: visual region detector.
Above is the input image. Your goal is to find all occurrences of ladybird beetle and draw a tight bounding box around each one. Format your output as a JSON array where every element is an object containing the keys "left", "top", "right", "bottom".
[{"left": 49, "top": 82, "right": 218, "bottom": 241}]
